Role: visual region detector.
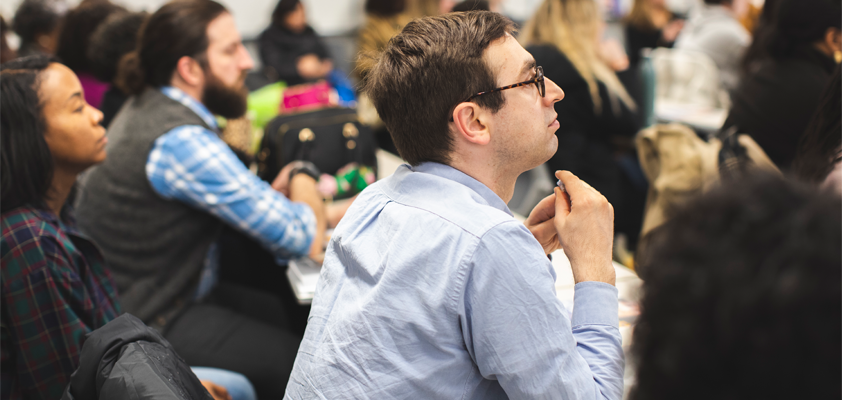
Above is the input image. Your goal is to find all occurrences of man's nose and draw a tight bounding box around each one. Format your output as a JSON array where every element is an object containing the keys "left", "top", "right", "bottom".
[
  {"left": 240, "top": 45, "right": 255, "bottom": 71},
  {"left": 544, "top": 77, "right": 564, "bottom": 105}
]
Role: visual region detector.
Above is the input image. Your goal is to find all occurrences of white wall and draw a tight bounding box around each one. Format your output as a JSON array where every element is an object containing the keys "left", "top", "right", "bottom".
[{"left": 2, "top": 0, "right": 545, "bottom": 39}]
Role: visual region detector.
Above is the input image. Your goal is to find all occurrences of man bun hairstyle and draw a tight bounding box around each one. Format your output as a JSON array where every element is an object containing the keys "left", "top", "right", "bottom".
[
  {"left": 116, "top": 0, "right": 227, "bottom": 96},
  {"left": 363, "top": 11, "right": 515, "bottom": 166}
]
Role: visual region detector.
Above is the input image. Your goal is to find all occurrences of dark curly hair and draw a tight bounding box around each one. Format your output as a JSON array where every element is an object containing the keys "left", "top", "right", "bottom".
[
  {"left": 631, "top": 173, "right": 841, "bottom": 400},
  {"left": 87, "top": 11, "right": 147, "bottom": 83},
  {"left": 55, "top": 1, "right": 125, "bottom": 73},
  {"left": 12, "top": 0, "right": 63, "bottom": 49}
]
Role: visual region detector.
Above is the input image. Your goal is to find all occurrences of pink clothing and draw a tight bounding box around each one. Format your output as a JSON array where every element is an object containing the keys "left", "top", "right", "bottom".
[{"left": 77, "top": 72, "right": 110, "bottom": 109}]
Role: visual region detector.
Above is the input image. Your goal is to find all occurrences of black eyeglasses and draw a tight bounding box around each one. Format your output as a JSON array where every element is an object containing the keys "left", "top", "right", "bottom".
[{"left": 464, "top": 65, "right": 545, "bottom": 102}]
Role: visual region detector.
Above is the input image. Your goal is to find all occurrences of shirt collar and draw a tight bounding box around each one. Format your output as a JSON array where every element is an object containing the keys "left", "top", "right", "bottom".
[
  {"left": 159, "top": 86, "right": 218, "bottom": 130},
  {"left": 21, "top": 204, "right": 81, "bottom": 235},
  {"left": 410, "top": 162, "right": 513, "bottom": 216}
]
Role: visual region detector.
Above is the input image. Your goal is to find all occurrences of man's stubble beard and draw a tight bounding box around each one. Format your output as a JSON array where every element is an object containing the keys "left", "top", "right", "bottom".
[{"left": 202, "top": 70, "right": 248, "bottom": 119}]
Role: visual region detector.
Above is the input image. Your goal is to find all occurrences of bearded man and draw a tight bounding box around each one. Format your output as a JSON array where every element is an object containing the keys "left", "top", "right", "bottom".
[{"left": 74, "top": 1, "right": 323, "bottom": 397}]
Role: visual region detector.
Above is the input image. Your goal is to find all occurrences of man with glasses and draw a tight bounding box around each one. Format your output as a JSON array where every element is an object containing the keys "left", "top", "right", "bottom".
[{"left": 285, "top": 11, "right": 624, "bottom": 400}]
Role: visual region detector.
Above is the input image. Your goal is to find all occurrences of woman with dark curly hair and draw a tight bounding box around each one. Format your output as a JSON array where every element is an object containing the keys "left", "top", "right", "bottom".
[
  {"left": 86, "top": 11, "right": 147, "bottom": 127},
  {"left": 631, "top": 174, "right": 841, "bottom": 400},
  {"left": 12, "top": 0, "right": 65, "bottom": 58},
  {"left": 54, "top": 0, "right": 125, "bottom": 108}
]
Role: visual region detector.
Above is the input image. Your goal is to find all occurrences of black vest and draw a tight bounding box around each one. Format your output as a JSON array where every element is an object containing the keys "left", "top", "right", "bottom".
[{"left": 76, "top": 88, "right": 222, "bottom": 326}]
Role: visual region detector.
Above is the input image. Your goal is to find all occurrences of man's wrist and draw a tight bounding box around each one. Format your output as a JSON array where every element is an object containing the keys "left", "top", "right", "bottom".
[{"left": 288, "top": 161, "right": 320, "bottom": 182}]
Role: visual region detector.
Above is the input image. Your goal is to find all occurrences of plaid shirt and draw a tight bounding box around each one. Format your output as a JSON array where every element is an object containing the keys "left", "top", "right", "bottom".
[
  {"left": 147, "top": 87, "right": 316, "bottom": 298},
  {"left": 1, "top": 206, "right": 121, "bottom": 400}
]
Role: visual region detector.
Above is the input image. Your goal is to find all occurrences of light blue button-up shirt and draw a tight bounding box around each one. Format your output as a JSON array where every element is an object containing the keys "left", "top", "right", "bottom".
[{"left": 285, "top": 162, "right": 624, "bottom": 399}]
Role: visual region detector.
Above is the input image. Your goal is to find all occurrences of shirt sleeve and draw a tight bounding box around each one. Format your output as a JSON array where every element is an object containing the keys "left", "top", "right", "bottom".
[
  {"left": 459, "top": 221, "right": 624, "bottom": 400},
  {"left": 1, "top": 235, "right": 97, "bottom": 400},
  {"left": 145, "top": 125, "right": 316, "bottom": 261}
]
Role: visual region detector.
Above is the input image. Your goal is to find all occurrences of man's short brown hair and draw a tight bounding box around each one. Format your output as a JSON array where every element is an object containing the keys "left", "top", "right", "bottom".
[{"left": 363, "top": 11, "right": 516, "bottom": 166}]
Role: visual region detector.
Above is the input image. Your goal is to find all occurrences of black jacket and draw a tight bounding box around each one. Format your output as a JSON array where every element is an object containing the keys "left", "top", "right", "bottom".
[
  {"left": 722, "top": 47, "right": 836, "bottom": 169},
  {"left": 258, "top": 24, "right": 330, "bottom": 86},
  {"left": 527, "top": 44, "right": 641, "bottom": 204},
  {"left": 61, "top": 314, "right": 212, "bottom": 400}
]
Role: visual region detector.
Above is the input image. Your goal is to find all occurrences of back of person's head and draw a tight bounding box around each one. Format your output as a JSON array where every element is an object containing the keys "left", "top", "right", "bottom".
[
  {"left": 451, "top": 0, "right": 490, "bottom": 12},
  {"left": 1, "top": 15, "right": 17, "bottom": 63},
  {"left": 408, "top": 0, "right": 450, "bottom": 17},
  {"left": 1, "top": 55, "right": 56, "bottom": 213},
  {"left": 271, "top": 0, "right": 300, "bottom": 27},
  {"left": 793, "top": 66, "right": 841, "bottom": 185},
  {"left": 631, "top": 174, "right": 841, "bottom": 400},
  {"left": 740, "top": 0, "right": 780, "bottom": 72},
  {"left": 365, "top": 0, "right": 407, "bottom": 17},
  {"left": 12, "top": 0, "right": 64, "bottom": 49},
  {"left": 363, "top": 11, "right": 514, "bottom": 165},
  {"left": 624, "top": 0, "right": 656, "bottom": 30},
  {"left": 55, "top": 0, "right": 125, "bottom": 73},
  {"left": 116, "top": 0, "right": 227, "bottom": 96},
  {"left": 87, "top": 11, "right": 147, "bottom": 85},
  {"left": 520, "top": 0, "right": 635, "bottom": 114},
  {"left": 762, "top": 0, "right": 841, "bottom": 59}
]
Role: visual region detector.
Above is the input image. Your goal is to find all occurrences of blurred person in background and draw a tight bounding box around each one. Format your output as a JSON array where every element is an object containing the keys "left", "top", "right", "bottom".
[
  {"left": 674, "top": 0, "right": 750, "bottom": 93},
  {"left": 356, "top": 0, "right": 411, "bottom": 81},
  {"left": 739, "top": 0, "right": 778, "bottom": 75},
  {"left": 12, "top": 0, "right": 65, "bottom": 58},
  {"left": 408, "top": 0, "right": 458, "bottom": 17},
  {"left": 259, "top": 0, "right": 333, "bottom": 86},
  {"left": 55, "top": 0, "right": 125, "bottom": 109},
  {"left": 631, "top": 174, "right": 840, "bottom": 400},
  {"left": 75, "top": 1, "right": 324, "bottom": 397},
  {"left": 623, "top": 0, "right": 684, "bottom": 68},
  {"left": 356, "top": 0, "right": 412, "bottom": 154},
  {"left": 722, "top": 0, "right": 840, "bottom": 170},
  {"left": 521, "top": 0, "right": 645, "bottom": 248},
  {"left": 792, "top": 66, "right": 841, "bottom": 195},
  {"left": 0, "top": 16, "right": 16, "bottom": 63},
  {"left": 451, "top": 0, "right": 490, "bottom": 12},
  {"left": 87, "top": 11, "right": 147, "bottom": 128}
]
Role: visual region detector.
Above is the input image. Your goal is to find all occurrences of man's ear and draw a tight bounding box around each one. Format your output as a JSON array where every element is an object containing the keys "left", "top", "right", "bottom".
[
  {"left": 452, "top": 102, "right": 491, "bottom": 146},
  {"left": 173, "top": 56, "right": 205, "bottom": 87}
]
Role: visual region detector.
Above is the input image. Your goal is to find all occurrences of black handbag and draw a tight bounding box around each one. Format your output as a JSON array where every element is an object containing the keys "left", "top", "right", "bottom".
[{"left": 257, "top": 107, "right": 377, "bottom": 184}]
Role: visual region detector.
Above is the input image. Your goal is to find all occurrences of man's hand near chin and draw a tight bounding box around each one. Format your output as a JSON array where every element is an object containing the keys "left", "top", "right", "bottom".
[{"left": 525, "top": 171, "right": 616, "bottom": 286}]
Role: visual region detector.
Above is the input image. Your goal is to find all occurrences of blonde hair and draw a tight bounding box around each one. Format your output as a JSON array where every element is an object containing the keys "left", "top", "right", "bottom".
[
  {"left": 625, "top": 0, "right": 656, "bottom": 30},
  {"left": 521, "top": 0, "right": 635, "bottom": 114},
  {"left": 407, "top": 0, "right": 440, "bottom": 17}
]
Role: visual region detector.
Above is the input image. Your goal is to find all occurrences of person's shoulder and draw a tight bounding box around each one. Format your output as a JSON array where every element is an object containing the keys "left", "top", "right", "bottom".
[
  {"left": 380, "top": 168, "right": 516, "bottom": 238},
  {"left": 2, "top": 206, "right": 56, "bottom": 244},
  {"left": 1, "top": 207, "right": 64, "bottom": 283}
]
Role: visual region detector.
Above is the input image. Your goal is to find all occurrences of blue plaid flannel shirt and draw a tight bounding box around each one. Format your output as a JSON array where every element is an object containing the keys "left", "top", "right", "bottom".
[{"left": 146, "top": 87, "right": 316, "bottom": 299}]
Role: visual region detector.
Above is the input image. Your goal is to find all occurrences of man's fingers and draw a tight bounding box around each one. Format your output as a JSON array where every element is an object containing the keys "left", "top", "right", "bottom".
[
  {"left": 554, "top": 186, "right": 571, "bottom": 218},
  {"left": 526, "top": 192, "right": 557, "bottom": 225}
]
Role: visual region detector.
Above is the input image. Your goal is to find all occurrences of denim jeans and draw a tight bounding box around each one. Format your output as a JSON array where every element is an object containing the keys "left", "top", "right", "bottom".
[{"left": 192, "top": 367, "right": 257, "bottom": 400}]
